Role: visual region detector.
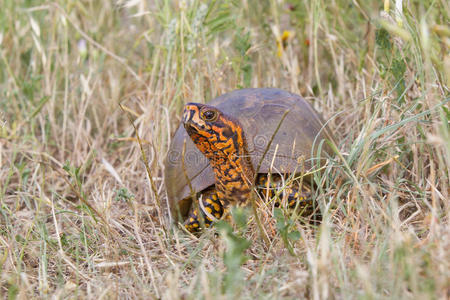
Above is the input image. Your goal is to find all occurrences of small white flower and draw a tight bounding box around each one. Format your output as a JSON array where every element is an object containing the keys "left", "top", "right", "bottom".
[{"left": 77, "top": 39, "right": 87, "bottom": 56}]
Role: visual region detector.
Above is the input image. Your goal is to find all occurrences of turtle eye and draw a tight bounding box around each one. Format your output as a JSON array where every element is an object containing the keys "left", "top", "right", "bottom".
[{"left": 201, "top": 109, "right": 218, "bottom": 122}]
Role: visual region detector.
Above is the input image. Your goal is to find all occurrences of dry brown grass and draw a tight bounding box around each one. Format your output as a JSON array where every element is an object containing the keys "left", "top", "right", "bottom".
[{"left": 0, "top": 0, "right": 449, "bottom": 299}]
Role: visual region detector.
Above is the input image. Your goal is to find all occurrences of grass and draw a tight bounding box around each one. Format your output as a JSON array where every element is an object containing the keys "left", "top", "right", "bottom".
[{"left": 0, "top": 0, "right": 448, "bottom": 298}]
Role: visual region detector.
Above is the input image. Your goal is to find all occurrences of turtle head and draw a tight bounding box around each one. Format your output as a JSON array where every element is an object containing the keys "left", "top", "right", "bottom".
[{"left": 182, "top": 102, "right": 244, "bottom": 157}]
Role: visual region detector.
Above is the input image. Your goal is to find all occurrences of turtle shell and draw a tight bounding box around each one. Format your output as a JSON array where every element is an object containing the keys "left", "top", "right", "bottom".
[{"left": 164, "top": 88, "right": 333, "bottom": 220}]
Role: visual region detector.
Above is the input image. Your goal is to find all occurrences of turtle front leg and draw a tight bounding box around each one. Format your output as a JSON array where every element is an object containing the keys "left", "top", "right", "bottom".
[
  {"left": 257, "top": 174, "right": 313, "bottom": 211},
  {"left": 284, "top": 186, "right": 313, "bottom": 210},
  {"left": 184, "top": 189, "right": 224, "bottom": 232}
]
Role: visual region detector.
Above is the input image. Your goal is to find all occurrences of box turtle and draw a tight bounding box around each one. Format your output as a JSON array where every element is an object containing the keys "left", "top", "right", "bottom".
[{"left": 164, "top": 88, "right": 333, "bottom": 232}]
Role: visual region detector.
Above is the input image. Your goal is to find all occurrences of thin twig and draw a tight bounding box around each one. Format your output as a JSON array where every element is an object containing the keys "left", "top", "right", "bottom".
[{"left": 119, "top": 103, "right": 161, "bottom": 216}]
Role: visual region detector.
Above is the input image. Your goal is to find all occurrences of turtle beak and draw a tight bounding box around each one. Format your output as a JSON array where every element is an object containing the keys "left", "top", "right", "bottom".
[
  {"left": 182, "top": 103, "right": 201, "bottom": 133},
  {"left": 183, "top": 121, "right": 198, "bottom": 134}
]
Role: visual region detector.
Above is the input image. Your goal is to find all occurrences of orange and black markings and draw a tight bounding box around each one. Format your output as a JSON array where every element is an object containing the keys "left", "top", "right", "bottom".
[
  {"left": 183, "top": 103, "right": 254, "bottom": 206},
  {"left": 184, "top": 188, "right": 224, "bottom": 232},
  {"left": 256, "top": 175, "right": 312, "bottom": 209},
  {"left": 182, "top": 102, "right": 312, "bottom": 233},
  {"left": 183, "top": 174, "right": 312, "bottom": 233}
]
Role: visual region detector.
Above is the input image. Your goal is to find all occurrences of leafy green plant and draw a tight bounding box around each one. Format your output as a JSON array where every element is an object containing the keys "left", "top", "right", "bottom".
[
  {"left": 114, "top": 188, "right": 134, "bottom": 202},
  {"left": 216, "top": 208, "right": 251, "bottom": 296},
  {"left": 273, "top": 208, "right": 301, "bottom": 256},
  {"left": 375, "top": 27, "right": 408, "bottom": 104}
]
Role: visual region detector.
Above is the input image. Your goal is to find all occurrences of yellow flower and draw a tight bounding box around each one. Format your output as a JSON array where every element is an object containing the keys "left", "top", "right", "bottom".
[{"left": 276, "top": 30, "right": 293, "bottom": 57}]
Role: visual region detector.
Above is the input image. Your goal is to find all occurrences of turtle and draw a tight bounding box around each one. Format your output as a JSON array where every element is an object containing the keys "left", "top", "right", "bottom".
[{"left": 164, "top": 88, "right": 333, "bottom": 232}]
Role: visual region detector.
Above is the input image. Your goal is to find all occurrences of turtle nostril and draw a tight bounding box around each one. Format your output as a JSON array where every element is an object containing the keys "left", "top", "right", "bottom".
[{"left": 182, "top": 113, "right": 189, "bottom": 123}]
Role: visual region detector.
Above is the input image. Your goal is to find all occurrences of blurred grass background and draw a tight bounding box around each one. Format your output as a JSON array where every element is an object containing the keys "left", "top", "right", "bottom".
[{"left": 0, "top": 0, "right": 448, "bottom": 298}]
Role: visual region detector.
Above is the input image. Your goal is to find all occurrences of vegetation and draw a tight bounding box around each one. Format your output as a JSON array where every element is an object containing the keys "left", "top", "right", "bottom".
[{"left": 0, "top": 0, "right": 448, "bottom": 298}]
